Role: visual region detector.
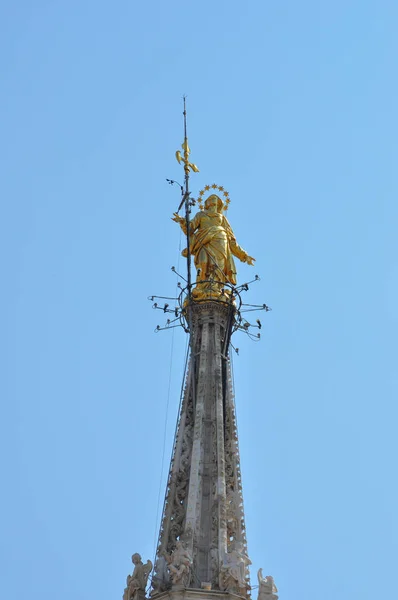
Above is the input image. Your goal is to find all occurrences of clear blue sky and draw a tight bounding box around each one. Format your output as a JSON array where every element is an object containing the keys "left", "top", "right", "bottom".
[{"left": 1, "top": 2, "right": 397, "bottom": 599}]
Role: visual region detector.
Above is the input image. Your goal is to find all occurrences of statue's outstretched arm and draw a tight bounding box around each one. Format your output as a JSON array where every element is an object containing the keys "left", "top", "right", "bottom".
[
  {"left": 229, "top": 236, "right": 255, "bottom": 265},
  {"left": 172, "top": 213, "right": 188, "bottom": 235},
  {"left": 223, "top": 216, "right": 255, "bottom": 265},
  {"left": 172, "top": 212, "right": 201, "bottom": 236}
]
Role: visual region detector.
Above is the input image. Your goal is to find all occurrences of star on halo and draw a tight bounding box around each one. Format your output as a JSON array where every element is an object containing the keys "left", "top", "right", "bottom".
[{"left": 197, "top": 183, "right": 231, "bottom": 210}]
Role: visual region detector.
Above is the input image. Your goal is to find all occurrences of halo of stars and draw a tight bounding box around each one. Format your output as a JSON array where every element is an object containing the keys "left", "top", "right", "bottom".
[{"left": 197, "top": 183, "right": 231, "bottom": 211}]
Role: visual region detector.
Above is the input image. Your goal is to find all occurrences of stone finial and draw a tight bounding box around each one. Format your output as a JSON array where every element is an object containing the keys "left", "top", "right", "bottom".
[
  {"left": 123, "top": 553, "right": 153, "bottom": 600},
  {"left": 257, "top": 569, "right": 278, "bottom": 600}
]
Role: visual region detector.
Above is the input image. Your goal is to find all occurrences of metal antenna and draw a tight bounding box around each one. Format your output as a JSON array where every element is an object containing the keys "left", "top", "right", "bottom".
[
  {"left": 182, "top": 96, "right": 193, "bottom": 305},
  {"left": 179, "top": 96, "right": 198, "bottom": 413}
]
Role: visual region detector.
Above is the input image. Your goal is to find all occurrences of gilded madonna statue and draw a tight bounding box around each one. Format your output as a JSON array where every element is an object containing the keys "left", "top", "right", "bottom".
[{"left": 172, "top": 194, "right": 255, "bottom": 300}]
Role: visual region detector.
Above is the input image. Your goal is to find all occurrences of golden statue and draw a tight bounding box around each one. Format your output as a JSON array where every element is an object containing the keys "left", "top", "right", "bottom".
[{"left": 172, "top": 194, "right": 255, "bottom": 300}]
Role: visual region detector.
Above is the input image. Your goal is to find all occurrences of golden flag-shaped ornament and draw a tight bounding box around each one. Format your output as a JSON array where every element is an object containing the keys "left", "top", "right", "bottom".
[{"left": 181, "top": 139, "right": 190, "bottom": 154}]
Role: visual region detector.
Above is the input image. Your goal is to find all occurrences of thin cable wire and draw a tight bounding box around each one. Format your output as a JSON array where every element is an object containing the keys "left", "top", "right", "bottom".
[
  {"left": 150, "top": 229, "right": 187, "bottom": 583},
  {"left": 147, "top": 335, "right": 189, "bottom": 593},
  {"left": 151, "top": 322, "right": 175, "bottom": 556},
  {"left": 230, "top": 350, "right": 252, "bottom": 589}
]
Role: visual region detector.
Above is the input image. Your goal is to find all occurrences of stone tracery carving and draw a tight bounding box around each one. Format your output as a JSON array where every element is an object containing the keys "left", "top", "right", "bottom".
[
  {"left": 151, "top": 367, "right": 195, "bottom": 594},
  {"left": 209, "top": 544, "right": 219, "bottom": 589}
]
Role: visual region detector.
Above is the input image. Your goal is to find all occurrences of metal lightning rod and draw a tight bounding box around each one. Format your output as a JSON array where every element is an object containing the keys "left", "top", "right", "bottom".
[{"left": 182, "top": 96, "right": 193, "bottom": 304}]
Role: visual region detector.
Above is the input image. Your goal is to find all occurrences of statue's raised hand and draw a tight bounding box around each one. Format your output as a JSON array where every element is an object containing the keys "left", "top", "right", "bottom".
[
  {"left": 172, "top": 212, "right": 184, "bottom": 224},
  {"left": 246, "top": 255, "right": 256, "bottom": 266}
]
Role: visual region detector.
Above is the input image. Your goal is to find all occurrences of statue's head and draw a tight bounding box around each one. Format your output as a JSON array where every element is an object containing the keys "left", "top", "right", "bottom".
[
  {"left": 132, "top": 553, "right": 142, "bottom": 564},
  {"left": 204, "top": 194, "right": 224, "bottom": 213}
]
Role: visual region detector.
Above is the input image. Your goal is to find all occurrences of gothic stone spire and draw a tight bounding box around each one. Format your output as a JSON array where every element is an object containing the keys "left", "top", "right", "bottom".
[
  {"left": 123, "top": 105, "right": 278, "bottom": 600},
  {"left": 152, "top": 301, "right": 251, "bottom": 596}
]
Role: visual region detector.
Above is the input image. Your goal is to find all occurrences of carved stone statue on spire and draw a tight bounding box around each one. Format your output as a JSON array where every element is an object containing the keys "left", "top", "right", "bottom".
[
  {"left": 151, "top": 551, "right": 170, "bottom": 594},
  {"left": 219, "top": 543, "right": 252, "bottom": 596},
  {"left": 257, "top": 569, "right": 278, "bottom": 600},
  {"left": 168, "top": 540, "right": 193, "bottom": 588},
  {"left": 123, "top": 554, "right": 153, "bottom": 600},
  {"left": 172, "top": 193, "right": 255, "bottom": 301}
]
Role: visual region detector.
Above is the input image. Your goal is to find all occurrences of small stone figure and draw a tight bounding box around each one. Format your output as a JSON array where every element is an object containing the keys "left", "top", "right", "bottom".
[
  {"left": 151, "top": 551, "right": 170, "bottom": 594},
  {"left": 123, "top": 553, "right": 153, "bottom": 600},
  {"left": 257, "top": 569, "right": 278, "bottom": 600},
  {"left": 219, "top": 543, "right": 251, "bottom": 596},
  {"left": 168, "top": 540, "right": 193, "bottom": 587}
]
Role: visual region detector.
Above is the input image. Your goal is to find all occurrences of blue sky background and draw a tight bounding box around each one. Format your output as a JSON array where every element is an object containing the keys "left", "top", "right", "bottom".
[{"left": 1, "top": 1, "right": 397, "bottom": 599}]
